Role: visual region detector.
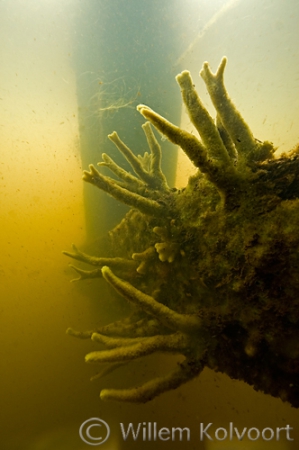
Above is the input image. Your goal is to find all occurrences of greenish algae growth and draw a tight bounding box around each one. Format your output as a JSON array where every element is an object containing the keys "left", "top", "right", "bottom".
[{"left": 64, "top": 58, "right": 299, "bottom": 405}]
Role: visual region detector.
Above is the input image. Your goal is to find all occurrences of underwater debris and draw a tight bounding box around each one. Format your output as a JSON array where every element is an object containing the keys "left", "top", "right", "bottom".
[{"left": 64, "top": 57, "right": 299, "bottom": 405}]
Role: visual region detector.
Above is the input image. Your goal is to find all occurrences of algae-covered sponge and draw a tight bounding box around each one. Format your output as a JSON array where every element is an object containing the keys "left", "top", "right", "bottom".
[{"left": 64, "top": 58, "right": 299, "bottom": 405}]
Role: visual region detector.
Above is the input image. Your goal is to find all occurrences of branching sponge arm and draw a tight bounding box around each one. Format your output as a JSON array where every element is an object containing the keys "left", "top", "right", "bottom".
[
  {"left": 86, "top": 333, "right": 188, "bottom": 363},
  {"left": 83, "top": 164, "right": 165, "bottom": 217},
  {"left": 200, "top": 57, "right": 258, "bottom": 158},
  {"left": 101, "top": 266, "right": 202, "bottom": 333},
  {"left": 99, "top": 359, "right": 204, "bottom": 403},
  {"left": 137, "top": 103, "right": 239, "bottom": 198},
  {"left": 108, "top": 131, "right": 154, "bottom": 185},
  {"left": 142, "top": 121, "right": 169, "bottom": 188},
  {"left": 176, "top": 69, "right": 232, "bottom": 168}
]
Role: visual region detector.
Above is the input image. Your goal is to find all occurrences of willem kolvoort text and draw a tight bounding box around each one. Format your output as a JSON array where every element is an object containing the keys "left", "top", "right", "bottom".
[{"left": 119, "top": 422, "right": 294, "bottom": 442}]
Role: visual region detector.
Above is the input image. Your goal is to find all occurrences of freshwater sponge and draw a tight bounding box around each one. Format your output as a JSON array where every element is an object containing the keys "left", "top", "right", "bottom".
[{"left": 64, "top": 58, "right": 299, "bottom": 405}]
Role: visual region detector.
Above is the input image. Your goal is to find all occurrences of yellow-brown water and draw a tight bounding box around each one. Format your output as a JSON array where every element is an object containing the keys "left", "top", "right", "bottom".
[{"left": 1, "top": 0, "right": 299, "bottom": 449}]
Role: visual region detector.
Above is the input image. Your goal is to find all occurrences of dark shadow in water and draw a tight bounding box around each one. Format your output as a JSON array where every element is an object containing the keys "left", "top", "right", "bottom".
[{"left": 72, "top": 0, "right": 184, "bottom": 240}]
